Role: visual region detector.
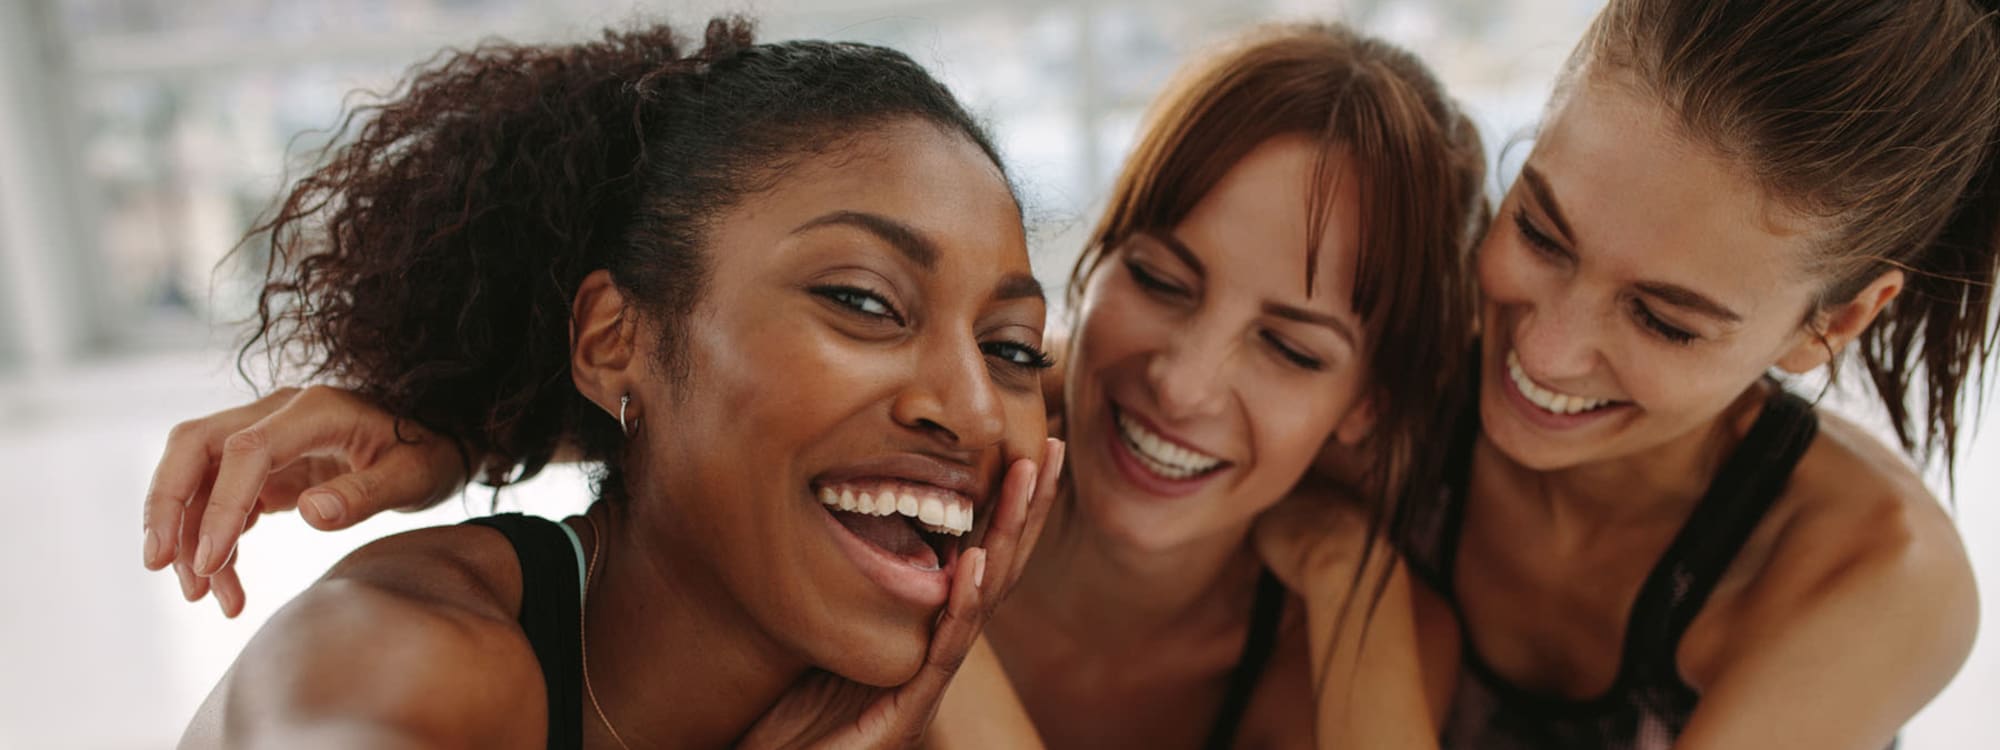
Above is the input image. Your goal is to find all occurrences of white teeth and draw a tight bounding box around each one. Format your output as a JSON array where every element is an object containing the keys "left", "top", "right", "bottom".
[
  {"left": 817, "top": 481, "right": 975, "bottom": 535},
  {"left": 1115, "top": 410, "right": 1224, "bottom": 480},
  {"left": 1506, "top": 349, "right": 1613, "bottom": 416}
]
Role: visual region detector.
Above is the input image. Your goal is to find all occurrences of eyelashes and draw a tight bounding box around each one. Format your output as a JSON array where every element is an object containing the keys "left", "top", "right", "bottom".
[
  {"left": 1510, "top": 208, "right": 1701, "bottom": 346},
  {"left": 810, "top": 284, "right": 1054, "bottom": 372}
]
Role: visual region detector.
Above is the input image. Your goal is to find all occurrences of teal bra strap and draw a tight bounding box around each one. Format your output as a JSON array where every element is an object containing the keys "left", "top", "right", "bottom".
[{"left": 557, "top": 520, "right": 587, "bottom": 608}]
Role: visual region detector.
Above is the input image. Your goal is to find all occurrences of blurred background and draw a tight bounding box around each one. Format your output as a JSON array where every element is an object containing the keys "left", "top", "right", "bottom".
[{"left": 0, "top": 0, "right": 1991, "bottom": 747}]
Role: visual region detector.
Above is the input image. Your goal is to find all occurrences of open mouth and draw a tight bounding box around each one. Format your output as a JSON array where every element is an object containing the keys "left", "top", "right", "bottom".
[
  {"left": 1503, "top": 349, "right": 1630, "bottom": 421},
  {"left": 1109, "top": 403, "right": 1230, "bottom": 484},
  {"left": 816, "top": 480, "right": 971, "bottom": 571},
  {"left": 812, "top": 470, "right": 978, "bottom": 608}
]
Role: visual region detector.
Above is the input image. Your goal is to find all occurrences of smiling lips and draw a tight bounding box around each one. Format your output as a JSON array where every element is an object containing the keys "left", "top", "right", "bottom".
[
  {"left": 1505, "top": 348, "right": 1623, "bottom": 416},
  {"left": 817, "top": 479, "right": 973, "bottom": 535},
  {"left": 1115, "top": 407, "right": 1226, "bottom": 480}
]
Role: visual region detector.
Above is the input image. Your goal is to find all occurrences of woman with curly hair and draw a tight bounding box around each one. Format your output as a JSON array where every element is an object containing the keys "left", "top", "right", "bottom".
[{"left": 169, "top": 17, "right": 1064, "bottom": 748}]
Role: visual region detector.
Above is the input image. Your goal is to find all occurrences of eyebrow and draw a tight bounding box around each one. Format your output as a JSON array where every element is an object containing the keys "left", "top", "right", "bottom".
[
  {"left": 794, "top": 210, "right": 937, "bottom": 270},
  {"left": 1145, "top": 230, "right": 1209, "bottom": 277},
  {"left": 1263, "top": 302, "right": 1358, "bottom": 349},
  {"left": 1145, "top": 230, "right": 1355, "bottom": 347},
  {"left": 1635, "top": 281, "right": 1743, "bottom": 323},
  {"left": 995, "top": 273, "right": 1046, "bottom": 303},
  {"left": 1519, "top": 166, "right": 1577, "bottom": 244},
  {"left": 795, "top": 209, "right": 1044, "bottom": 303}
]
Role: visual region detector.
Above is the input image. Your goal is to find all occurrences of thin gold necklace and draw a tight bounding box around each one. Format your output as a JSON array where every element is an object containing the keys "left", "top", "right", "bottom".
[{"left": 579, "top": 513, "right": 634, "bottom": 750}]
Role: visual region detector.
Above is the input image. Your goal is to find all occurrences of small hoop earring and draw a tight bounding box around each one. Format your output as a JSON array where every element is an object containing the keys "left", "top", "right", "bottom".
[{"left": 618, "top": 394, "right": 636, "bottom": 437}]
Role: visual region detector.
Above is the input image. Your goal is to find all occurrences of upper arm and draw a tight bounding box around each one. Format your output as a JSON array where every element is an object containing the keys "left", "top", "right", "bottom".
[
  {"left": 924, "top": 636, "right": 1042, "bottom": 750},
  {"left": 183, "top": 560, "right": 543, "bottom": 748},
  {"left": 1677, "top": 500, "right": 1977, "bottom": 750}
]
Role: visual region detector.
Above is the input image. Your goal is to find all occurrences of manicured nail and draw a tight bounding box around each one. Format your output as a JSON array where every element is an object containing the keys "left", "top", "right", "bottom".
[
  {"left": 194, "top": 534, "right": 214, "bottom": 575},
  {"left": 972, "top": 550, "right": 988, "bottom": 590},
  {"left": 216, "top": 586, "right": 236, "bottom": 618},
  {"left": 143, "top": 528, "right": 160, "bottom": 567},
  {"left": 302, "top": 491, "right": 344, "bottom": 525}
]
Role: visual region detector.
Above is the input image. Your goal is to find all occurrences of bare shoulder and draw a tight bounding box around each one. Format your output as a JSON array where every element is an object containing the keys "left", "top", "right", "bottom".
[
  {"left": 1709, "top": 405, "right": 1976, "bottom": 672},
  {"left": 1772, "top": 408, "right": 1969, "bottom": 593},
  {"left": 183, "top": 524, "right": 545, "bottom": 749}
]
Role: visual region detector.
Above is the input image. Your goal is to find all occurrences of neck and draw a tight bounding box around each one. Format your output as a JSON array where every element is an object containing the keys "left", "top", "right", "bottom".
[
  {"left": 577, "top": 502, "right": 804, "bottom": 749},
  {"left": 1016, "top": 493, "right": 1264, "bottom": 649},
  {"left": 1484, "top": 384, "right": 1767, "bottom": 534}
]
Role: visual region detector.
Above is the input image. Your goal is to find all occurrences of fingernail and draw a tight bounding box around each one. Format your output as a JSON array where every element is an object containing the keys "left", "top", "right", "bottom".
[
  {"left": 972, "top": 550, "right": 988, "bottom": 590},
  {"left": 143, "top": 529, "right": 160, "bottom": 567},
  {"left": 303, "top": 491, "right": 344, "bottom": 525},
  {"left": 194, "top": 534, "right": 213, "bottom": 575},
  {"left": 216, "top": 587, "right": 238, "bottom": 618}
]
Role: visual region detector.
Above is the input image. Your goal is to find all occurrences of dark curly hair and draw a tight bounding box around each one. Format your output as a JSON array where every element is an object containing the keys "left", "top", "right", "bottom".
[{"left": 237, "top": 17, "right": 1011, "bottom": 492}]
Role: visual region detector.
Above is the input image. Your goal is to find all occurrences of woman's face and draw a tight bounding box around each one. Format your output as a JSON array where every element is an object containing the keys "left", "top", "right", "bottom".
[
  {"left": 626, "top": 120, "right": 1047, "bottom": 686},
  {"left": 1064, "top": 135, "right": 1374, "bottom": 553},
  {"left": 1476, "top": 71, "right": 1830, "bottom": 471}
]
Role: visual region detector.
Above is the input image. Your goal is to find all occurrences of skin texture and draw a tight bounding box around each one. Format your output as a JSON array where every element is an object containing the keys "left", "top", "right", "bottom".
[
  {"left": 153, "top": 132, "right": 1432, "bottom": 749},
  {"left": 178, "top": 121, "right": 1063, "bottom": 748},
  {"left": 946, "top": 135, "right": 1401, "bottom": 749},
  {"left": 1438, "top": 70, "right": 1977, "bottom": 749}
]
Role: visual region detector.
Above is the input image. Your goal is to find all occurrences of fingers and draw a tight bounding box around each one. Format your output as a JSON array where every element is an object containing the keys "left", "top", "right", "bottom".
[
  {"left": 174, "top": 476, "right": 214, "bottom": 602},
  {"left": 297, "top": 445, "right": 458, "bottom": 531},
  {"left": 885, "top": 547, "right": 988, "bottom": 729},
  {"left": 209, "top": 563, "right": 246, "bottom": 618},
  {"left": 143, "top": 389, "right": 297, "bottom": 570},
  {"left": 193, "top": 386, "right": 415, "bottom": 575}
]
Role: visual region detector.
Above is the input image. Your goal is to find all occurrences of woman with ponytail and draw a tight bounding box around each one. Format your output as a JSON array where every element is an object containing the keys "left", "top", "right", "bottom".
[
  {"left": 1369, "top": 0, "right": 2000, "bottom": 747},
  {"left": 172, "top": 17, "right": 1063, "bottom": 748}
]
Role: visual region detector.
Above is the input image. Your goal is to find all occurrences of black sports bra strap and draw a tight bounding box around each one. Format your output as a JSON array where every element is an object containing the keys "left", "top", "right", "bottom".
[
  {"left": 1623, "top": 389, "right": 1819, "bottom": 678},
  {"left": 464, "top": 513, "right": 585, "bottom": 750},
  {"left": 1204, "top": 569, "right": 1286, "bottom": 750}
]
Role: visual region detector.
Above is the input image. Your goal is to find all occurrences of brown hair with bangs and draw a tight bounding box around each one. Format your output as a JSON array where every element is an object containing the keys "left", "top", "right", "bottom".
[{"left": 1068, "top": 19, "right": 1489, "bottom": 654}]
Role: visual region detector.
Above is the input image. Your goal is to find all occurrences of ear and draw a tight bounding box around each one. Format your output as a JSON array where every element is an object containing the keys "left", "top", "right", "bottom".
[
  {"left": 1776, "top": 269, "right": 1903, "bottom": 374},
  {"left": 570, "top": 269, "right": 640, "bottom": 416},
  {"left": 1333, "top": 390, "right": 1380, "bottom": 447}
]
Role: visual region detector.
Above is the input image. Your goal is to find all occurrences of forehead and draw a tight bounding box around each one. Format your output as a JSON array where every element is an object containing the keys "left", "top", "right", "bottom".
[
  {"left": 1173, "top": 134, "right": 1362, "bottom": 307},
  {"left": 1531, "top": 75, "right": 1819, "bottom": 302},
  {"left": 712, "top": 119, "right": 1028, "bottom": 278}
]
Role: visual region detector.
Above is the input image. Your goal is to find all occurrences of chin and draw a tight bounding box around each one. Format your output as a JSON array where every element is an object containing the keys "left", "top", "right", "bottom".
[{"left": 804, "top": 612, "right": 932, "bottom": 688}]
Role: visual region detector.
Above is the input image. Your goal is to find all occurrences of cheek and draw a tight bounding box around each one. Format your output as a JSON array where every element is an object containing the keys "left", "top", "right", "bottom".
[
  {"left": 1476, "top": 234, "right": 1544, "bottom": 307},
  {"left": 1243, "top": 375, "right": 1358, "bottom": 487},
  {"left": 1071, "top": 276, "right": 1166, "bottom": 380}
]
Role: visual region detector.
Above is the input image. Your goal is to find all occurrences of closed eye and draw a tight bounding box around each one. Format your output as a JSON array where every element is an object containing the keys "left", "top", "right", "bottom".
[
  {"left": 1126, "top": 259, "right": 1191, "bottom": 299},
  {"left": 1630, "top": 297, "right": 1697, "bottom": 345},
  {"left": 1513, "top": 208, "right": 1570, "bottom": 261},
  {"left": 1261, "top": 330, "right": 1324, "bottom": 371}
]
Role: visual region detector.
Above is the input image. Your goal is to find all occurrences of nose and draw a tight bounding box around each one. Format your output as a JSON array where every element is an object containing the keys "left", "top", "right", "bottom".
[
  {"left": 1144, "top": 321, "right": 1232, "bottom": 421},
  {"left": 1509, "top": 288, "right": 1604, "bottom": 381},
  {"left": 890, "top": 332, "right": 1007, "bottom": 452}
]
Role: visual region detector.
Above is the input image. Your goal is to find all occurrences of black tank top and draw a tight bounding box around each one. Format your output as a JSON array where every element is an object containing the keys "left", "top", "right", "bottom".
[
  {"left": 1402, "top": 384, "right": 1821, "bottom": 749},
  {"left": 465, "top": 513, "right": 1283, "bottom": 749},
  {"left": 1205, "top": 569, "right": 1286, "bottom": 750},
  {"left": 464, "top": 513, "right": 586, "bottom": 750}
]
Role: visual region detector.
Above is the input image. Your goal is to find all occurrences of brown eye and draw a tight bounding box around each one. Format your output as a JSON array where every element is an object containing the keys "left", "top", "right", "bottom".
[{"left": 812, "top": 285, "right": 904, "bottom": 325}]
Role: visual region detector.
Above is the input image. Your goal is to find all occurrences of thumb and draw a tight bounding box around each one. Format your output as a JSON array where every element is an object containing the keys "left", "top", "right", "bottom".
[{"left": 298, "top": 464, "right": 441, "bottom": 530}]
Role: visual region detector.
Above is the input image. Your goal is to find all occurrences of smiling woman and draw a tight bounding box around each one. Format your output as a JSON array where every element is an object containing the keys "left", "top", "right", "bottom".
[{"left": 157, "top": 16, "right": 1063, "bottom": 749}]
